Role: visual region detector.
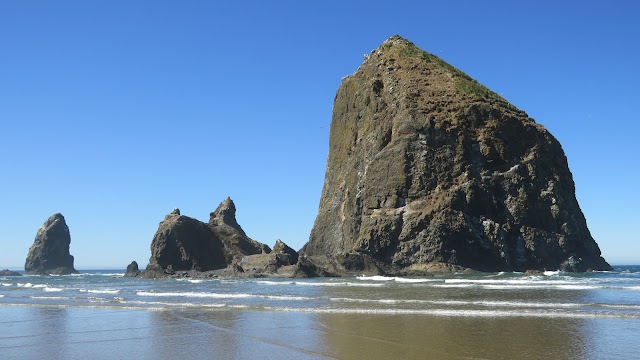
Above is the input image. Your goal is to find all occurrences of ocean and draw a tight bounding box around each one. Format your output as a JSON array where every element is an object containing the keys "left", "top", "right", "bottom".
[{"left": 1, "top": 266, "right": 640, "bottom": 359}]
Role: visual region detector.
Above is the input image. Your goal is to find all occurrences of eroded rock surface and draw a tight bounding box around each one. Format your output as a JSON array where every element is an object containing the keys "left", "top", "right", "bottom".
[
  {"left": 301, "top": 36, "right": 611, "bottom": 273},
  {"left": 142, "top": 199, "right": 271, "bottom": 277},
  {"left": 25, "top": 213, "right": 78, "bottom": 275},
  {"left": 272, "top": 239, "right": 299, "bottom": 265}
]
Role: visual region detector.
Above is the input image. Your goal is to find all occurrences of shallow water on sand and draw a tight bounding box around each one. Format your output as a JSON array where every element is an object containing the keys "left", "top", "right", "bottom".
[{"left": 1, "top": 266, "right": 640, "bottom": 359}]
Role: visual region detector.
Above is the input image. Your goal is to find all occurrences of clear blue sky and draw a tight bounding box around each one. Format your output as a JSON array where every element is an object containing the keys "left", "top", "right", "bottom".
[{"left": 1, "top": 1, "right": 638, "bottom": 269}]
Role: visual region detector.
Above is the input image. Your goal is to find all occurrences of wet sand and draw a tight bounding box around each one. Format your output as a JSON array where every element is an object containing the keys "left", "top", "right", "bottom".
[{"left": 1, "top": 306, "right": 639, "bottom": 359}]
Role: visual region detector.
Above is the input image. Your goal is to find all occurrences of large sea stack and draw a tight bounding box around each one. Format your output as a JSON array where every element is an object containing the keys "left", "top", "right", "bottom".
[
  {"left": 25, "top": 213, "right": 78, "bottom": 275},
  {"left": 301, "top": 36, "right": 610, "bottom": 274},
  {"left": 143, "top": 198, "right": 271, "bottom": 277}
]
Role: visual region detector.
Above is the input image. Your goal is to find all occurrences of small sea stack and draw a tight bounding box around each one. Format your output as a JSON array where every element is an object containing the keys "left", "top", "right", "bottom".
[
  {"left": 124, "top": 261, "right": 141, "bottom": 277},
  {"left": 25, "top": 213, "right": 79, "bottom": 275},
  {"left": 0, "top": 269, "right": 22, "bottom": 276}
]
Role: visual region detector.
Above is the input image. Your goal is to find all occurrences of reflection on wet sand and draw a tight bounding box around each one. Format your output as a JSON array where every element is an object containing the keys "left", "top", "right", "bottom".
[
  {"left": 318, "top": 313, "right": 589, "bottom": 359},
  {"left": 3, "top": 306, "right": 640, "bottom": 359},
  {"left": 168, "top": 310, "right": 331, "bottom": 359}
]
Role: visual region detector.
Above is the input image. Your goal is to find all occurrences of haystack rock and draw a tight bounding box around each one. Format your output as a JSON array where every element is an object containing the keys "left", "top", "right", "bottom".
[
  {"left": 144, "top": 199, "right": 271, "bottom": 276},
  {"left": 25, "top": 213, "right": 78, "bottom": 275},
  {"left": 301, "top": 36, "right": 611, "bottom": 274}
]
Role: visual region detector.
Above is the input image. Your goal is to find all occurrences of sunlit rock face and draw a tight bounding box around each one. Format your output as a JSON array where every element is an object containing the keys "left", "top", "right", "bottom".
[
  {"left": 25, "top": 213, "right": 78, "bottom": 275},
  {"left": 302, "top": 36, "right": 611, "bottom": 273}
]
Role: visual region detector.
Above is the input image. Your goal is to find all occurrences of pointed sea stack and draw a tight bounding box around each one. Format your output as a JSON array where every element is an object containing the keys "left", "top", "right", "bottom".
[
  {"left": 209, "top": 198, "right": 272, "bottom": 255},
  {"left": 124, "top": 261, "right": 141, "bottom": 277},
  {"left": 301, "top": 36, "right": 611, "bottom": 274},
  {"left": 25, "top": 213, "right": 78, "bottom": 275}
]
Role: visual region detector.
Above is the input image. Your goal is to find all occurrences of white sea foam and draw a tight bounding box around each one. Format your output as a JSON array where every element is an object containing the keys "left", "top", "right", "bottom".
[
  {"left": 395, "top": 278, "right": 439, "bottom": 283},
  {"left": 136, "top": 291, "right": 314, "bottom": 301},
  {"left": 256, "top": 280, "right": 295, "bottom": 286},
  {"left": 265, "top": 295, "right": 313, "bottom": 301},
  {"left": 83, "top": 289, "right": 120, "bottom": 294},
  {"left": 78, "top": 288, "right": 120, "bottom": 294},
  {"left": 17, "top": 283, "right": 33, "bottom": 288},
  {"left": 176, "top": 278, "right": 206, "bottom": 283},
  {"left": 31, "top": 296, "right": 70, "bottom": 300},
  {"left": 601, "top": 303, "right": 640, "bottom": 309},
  {"left": 300, "top": 281, "right": 385, "bottom": 287},
  {"left": 330, "top": 297, "right": 401, "bottom": 304},
  {"left": 137, "top": 291, "right": 256, "bottom": 299},
  {"left": 120, "top": 299, "right": 227, "bottom": 308},
  {"left": 470, "top": 300, "right": 583, "bottom": 308},
  {"left": 1, "top": 283, "right": 11, "bottom": 287},
  {"left": 70, "top": 273, "right": 124, "bottom": 277},
  {"left": 260, "top": 307, "right": 640, "bottom": 319},
  {"left": 258, "top": 280, "right": 385, "bottom": 287},
  {"left": 87, "top": 297, "right": 111, "bottom": 303},
  {"left": 0, "top": 295, "right": 4, "bottom": 298},
  {"left": 544, "top": 270, "right": 561, "bottom": 276},
  {"left": 432, "top": 284, "right": 474, "bottom": 288},
  {"left": 356, "top": 276, "right": 437, "bottom": 283},
  {"left": 444, "top": 279, "right": 575, "bottom": 285},
  {"left": 42, "top": 286, "right": 64, "bottom": 292},
  {"left": 357, "top": 275, "right": 395, "bottom": 281},
  {"left": 328, "top": 297, "right": 584, "bottom": 309}
]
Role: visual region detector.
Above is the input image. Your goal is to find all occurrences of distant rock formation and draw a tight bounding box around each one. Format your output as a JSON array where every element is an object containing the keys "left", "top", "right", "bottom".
[
  {"left": 301, "top": 35, "right": 611, "bottom": 274},
  {"left": 25, "top": 213, "right": 78, "bottom": 275},
  {"left": 209, "top": 198, "right": 272, "bottom": 255},
  {"left": 124, "top": 261, "right": 140, "bottom": 277},
  {"left": 273, "top": 239, "right": 299, "bottom": 265},
  {"left": 0, "top": 269, "right": 21, "bottom": 276},
  {"left": 239, "top": 239, "right": 299, "bottom": 276},
  {"left": 142, "top": 198, "right": 271, "bottom": 277}
]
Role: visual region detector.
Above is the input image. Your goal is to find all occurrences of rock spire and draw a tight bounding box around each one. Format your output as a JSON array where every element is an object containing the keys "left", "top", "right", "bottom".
[{"left": 25, "top": 213, "right": 78, "bottom": 275}]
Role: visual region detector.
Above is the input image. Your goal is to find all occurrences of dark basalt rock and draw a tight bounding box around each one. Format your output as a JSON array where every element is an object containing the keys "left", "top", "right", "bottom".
[
  {"left": 293, "top": 256, "right": 337, "bottom": 278},
  {"left": 143, "top": 199, "right": 271, "bottom": 277},
  {"left": 145, "top": 210, "right": 228, "bottom": 273},
  {"left": 301, "top": 35, "right": 611, "bottom": 274},
  {"left": 209, "top": 198, "right": 272, "bottom": 256},
  {"left": 25, "top": 213, "right": 78, "bottom": 275},
  {"left": 0, "top": 269, "right": 22, "bottom": 276},
  {"left": 272, "top": 239, "right": 299, "bottom": 265},
  {"left": 124, "top": 261, "right": 141, "bottom": 277}
]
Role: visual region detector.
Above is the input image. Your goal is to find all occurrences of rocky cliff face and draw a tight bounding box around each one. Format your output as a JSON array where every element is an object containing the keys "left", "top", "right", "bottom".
[
  {"left": 145, "top": 199, "right": 271, "bottom": 275},
  {"left": 302, "top": 36, "right": 610, "bottom": 273},
  {"left": 25, "top": 213, "right": 78, "bottom": 275}
]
